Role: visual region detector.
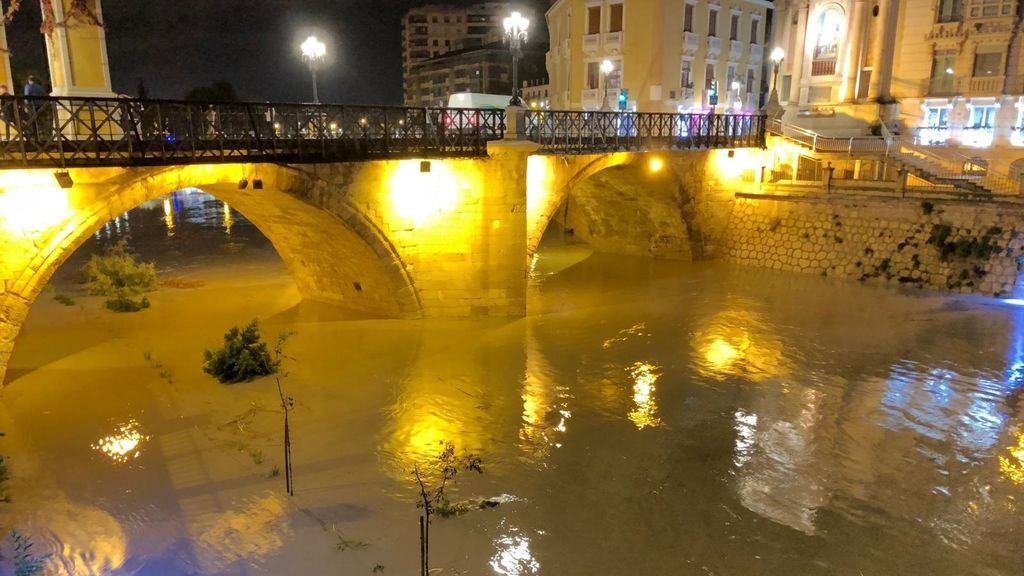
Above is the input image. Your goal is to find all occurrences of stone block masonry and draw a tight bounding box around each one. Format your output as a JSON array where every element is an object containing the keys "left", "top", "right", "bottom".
[{"left": 725, "top": 194, "right": 1024, "bottom": 297}]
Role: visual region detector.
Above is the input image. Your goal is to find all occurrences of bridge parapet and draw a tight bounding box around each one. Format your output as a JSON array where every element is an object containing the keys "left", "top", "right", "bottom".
[{"left": 0, "top": 95, "right": 766, "bottom": 169}]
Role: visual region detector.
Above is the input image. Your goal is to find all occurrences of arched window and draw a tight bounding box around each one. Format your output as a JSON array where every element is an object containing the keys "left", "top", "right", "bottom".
[{"left": 812, "top": 7, "right": 843, "bottom": 76}]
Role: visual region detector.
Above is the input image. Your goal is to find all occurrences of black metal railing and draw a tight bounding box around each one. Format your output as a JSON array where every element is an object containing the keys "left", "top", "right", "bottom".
[
  {"left": 0, "top": 95, "right": 506, "bottom": 168},
  {"left": 523, "top": 110, "right": 766, "bottom": 153},
  {"left": 0, "top": 95, "right": 766, "bottom": 168}
]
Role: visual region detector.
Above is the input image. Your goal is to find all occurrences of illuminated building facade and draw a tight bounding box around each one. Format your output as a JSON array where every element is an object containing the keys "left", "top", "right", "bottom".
[
  {"left": 401, "top": 3, "right": 535, "bottom": 105},
  {"left": 773, "top": 0, "right": 1024, "bottom": 172},
  {"left": 544, "top": 0, "right": 774, "bottom": 112}
]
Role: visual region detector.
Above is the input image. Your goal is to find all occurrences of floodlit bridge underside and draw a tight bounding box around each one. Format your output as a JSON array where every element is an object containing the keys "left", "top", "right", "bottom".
[{"left": 0, "top": 146, "right": 750, "bottom": 381}]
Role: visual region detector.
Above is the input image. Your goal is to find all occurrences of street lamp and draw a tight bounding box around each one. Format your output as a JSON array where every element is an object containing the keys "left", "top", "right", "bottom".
[
  {"left": 763, "top": 47, "right": 785, "bottom": 116},
  {"left": 503, "top": 11, "right": 529, "bottom": 106},
  {"left": 600, "top": 59, "right": 614, "bottom": 110},
  {"left": 301, "top": 35, "right": 327, "bottom": 104}
]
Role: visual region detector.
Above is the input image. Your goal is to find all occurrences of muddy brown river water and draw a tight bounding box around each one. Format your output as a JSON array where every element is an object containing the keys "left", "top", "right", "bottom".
[{"left": 2, "top": 190, "right": 1023, "bottom": 575}]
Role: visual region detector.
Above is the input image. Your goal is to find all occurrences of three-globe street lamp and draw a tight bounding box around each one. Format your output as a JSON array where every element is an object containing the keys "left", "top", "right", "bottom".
[
  {"left": 503, "top": 11, "right": 529, "bottom": 106},
  {"left": 600, "top": 59, "right": 614, "bottom": 111},
  {"left": 763, "top": 47, "right": 785, "bottom": 116},
  {"left": 301, "top": 35, "right": 327, "bottom": 104}
]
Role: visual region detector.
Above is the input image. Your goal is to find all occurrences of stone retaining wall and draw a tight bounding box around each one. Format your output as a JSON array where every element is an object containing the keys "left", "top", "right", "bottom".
[{"left": 724, "top": 194, "right": 1024, "bottom": 297}]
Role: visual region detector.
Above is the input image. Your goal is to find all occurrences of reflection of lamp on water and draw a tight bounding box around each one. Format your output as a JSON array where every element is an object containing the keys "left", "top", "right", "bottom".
[{"left": 627, "top": 361, "right": 662, "bottom": 429}]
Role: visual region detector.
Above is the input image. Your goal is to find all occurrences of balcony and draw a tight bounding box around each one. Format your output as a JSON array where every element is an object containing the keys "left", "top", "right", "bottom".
[
  {"left": 960, "top": 126, "right": 995, "bottom": 147},
  {"left": 583, "top": 34, "right": 600, "bottom": 54},
  {"left": 914, "top": 127, "right": 951, "bottom": 146},
  {"left": 707, "top": 36, "right": 722, "bottom": 59},
  {"left": 729, "top": 39, "right": 744, "bottom": 62},
  {"left": 749, "top": 44, "right": 763, "bottom": 63},
  {"left": 959, "top": 75, "right": 1005, "bottom": 95},
  {"left": 683, "top": 32, "right": 699, "bottom": 56},
  {"left": 604, "top": 31, "right": 622, "bottom": 52},
  {"left": 811, "top": 59, "right": 836, "bottom": 76}
]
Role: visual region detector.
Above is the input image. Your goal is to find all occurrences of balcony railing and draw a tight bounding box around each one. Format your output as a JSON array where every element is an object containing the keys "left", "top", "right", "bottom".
[
  {"left": 523, "top": 110, "right": 766, "bottom": 153},
  {"left": 959, "top": 75, "right": 1005, "bottom": 95},
  {"left": 583, "top": 34, "right": 600, "bottom": 53},
  {"left": 604, "top": 31, "right": 623, "bottom": 50},
  {"left": 683, "top": 32, "right": 699, "bottom": 55},
  {"left": 811, "top": 59, "right": 836, "bottom": 76}
]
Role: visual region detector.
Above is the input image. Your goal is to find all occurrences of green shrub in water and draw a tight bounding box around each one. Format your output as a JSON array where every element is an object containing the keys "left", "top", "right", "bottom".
[
  {"left": 203, "top": 320, "right": 277, "bottom": 384},
  {"left": 85, "top": 240, "right": 157, "bottom": 313}
]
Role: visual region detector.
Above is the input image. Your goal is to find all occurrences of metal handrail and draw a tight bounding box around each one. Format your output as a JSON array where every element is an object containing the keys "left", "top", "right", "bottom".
[
  {"left": 0, "top": 95, "right": 769, "bottom": 168},
  {"left": 525, "top": 110, "right": 766, "bottom": 153},
  {"left": 770, "top": 119, "right": 1020, "bottom": 195},
  {"left": 0, "top": 95, "right": 506, "bottom": 168}
]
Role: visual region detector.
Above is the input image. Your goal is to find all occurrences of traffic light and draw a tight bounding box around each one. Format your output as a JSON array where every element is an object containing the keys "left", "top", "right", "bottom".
[{"left": 618, "top": 88, "right": 629, "bottom": 111}]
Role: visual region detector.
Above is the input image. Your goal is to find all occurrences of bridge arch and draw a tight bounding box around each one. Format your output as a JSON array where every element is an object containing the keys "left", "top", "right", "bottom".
[
  {"left": 527, "top": 152, "right": 707, "bottom": 260},
  {"left": 0, "top": 163, "right": 421, "bottom": 378}
]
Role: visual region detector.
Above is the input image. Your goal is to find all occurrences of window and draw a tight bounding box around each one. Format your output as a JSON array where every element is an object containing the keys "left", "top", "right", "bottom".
[
  {"left": 444, "top": 40, "right": 450, "bottom": 47},
  {"left": 588, "top": 6, "right": 601, "bottom": 34},
  {"left": 929, "top": 51, "right": 956, "bottom": 94},
  {"left": 705, "top": 62, "right": 716, "bottom": 89},
  {"left": 444, "top": 16, "right": 450, "bottom": 23},
  {"left": 812, "top": 7, "right": 843, "bottom": 76},
  {"left": 937, "top": 0, "right": 962, "bottom": 21},
  {"left": 432, "top": 16, "right": 438, "bottom": 23},
  {"left": 684, "top": 3, "right": 694, "bottom": 33},
  {"left": 730, "top": 13, "right": 740, "bottom": 40},
  {"left": 973, "top": 51, "right": 1002, "bottom": 76},
  {"left": 746, "top": 68, "right": 756, "bottom": 93},
  {"left": 970, "top": 105, "right": 997, "bottom": 128},
  {"left": 681, "top": 60, "right": 693, "bottom": 89},
  {"left": 727, "top": 64, "right": 736, "bottom": 86},
  {"left": 708, "top": 8, "right": 719, "bottom": 37},
  {"left": 433, "top": 39, "right": 439, "bottom": 46},
  {"left": 610, "top": 4, "right": 623, "bottom": 32},
  {"left": 750, "top": 18, "right": 759, "bottom": 43},
  {"left": 924, "top": 107, "right": 950, "bottom": 127},
  {"left": 587, "top": 61, "right": 600, "bottom": 89}
]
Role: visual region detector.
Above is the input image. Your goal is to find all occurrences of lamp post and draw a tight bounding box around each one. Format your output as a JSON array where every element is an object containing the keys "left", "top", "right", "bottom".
[
  {"left": 503, "top": 11, "right": 529, "bottom": 106},
  {"left": 600, "top": 59, "right": 614, "bottom": 111},
  {"left": 301, "top": 35, "right": 327, "bottom": 104},
  {"left": 763, "top": 47, "right": 785, "bottom": 117}
]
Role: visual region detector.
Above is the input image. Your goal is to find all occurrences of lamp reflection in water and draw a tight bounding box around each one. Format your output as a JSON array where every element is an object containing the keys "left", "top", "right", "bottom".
[
  {"left": 627, "top": 361, "right": 663, "bottom": 429},
  {"left": 162, "top": 198, "right": 175, "bottom": 237},
  {"left": 490, "top": 525, "right": 540, "bottom": 575},
  {"left": 693, "top": 308, "right": 790, "bottom": 382},
  {"left": 92, "top": 419, "right": 149, "bottom": 463},
  {"left": 999, "top": 431, "right": 1024, "bottom": 484},
  {"left": 222, "top": 201, "right": 233, "bottom": 235},
  {"left": 520, "top": 328, "right": 572, "bottom": 462}
]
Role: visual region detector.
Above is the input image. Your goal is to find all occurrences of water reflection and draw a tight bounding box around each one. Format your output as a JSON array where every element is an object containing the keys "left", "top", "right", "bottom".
[
  {"left": 92, "top": 419, "right": 149, "bottom": 463},
  {"left": 627, "top": 361, "right": 662, "bottom": 429},
  {"left": 489, "top": 524, "right": 540, "bottom": 576},
  {"left": 999, "top": 432, "right": 1024, "bottom": 485},
  {"left": 519, "top": 328, "right": 572, "bottom": 462},
  {"left": 162, "top": 198, "right": 175, "bottom": 237},
  {"left": 693, "top": 308, "right": 790, "bottom": 382}
]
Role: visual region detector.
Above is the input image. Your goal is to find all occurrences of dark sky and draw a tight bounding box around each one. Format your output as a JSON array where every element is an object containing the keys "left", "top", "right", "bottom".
[{"left": 6, "top": 0, "right": 547, "bottom": 104}]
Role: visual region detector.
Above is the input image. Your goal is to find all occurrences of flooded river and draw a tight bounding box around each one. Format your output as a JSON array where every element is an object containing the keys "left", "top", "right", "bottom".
[{"left": 2, "top": 190, "right": 1024, "bottom": 575}]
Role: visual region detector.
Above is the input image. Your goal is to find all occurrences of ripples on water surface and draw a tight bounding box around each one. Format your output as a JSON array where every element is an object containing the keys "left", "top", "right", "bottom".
[{"left": 3, "top": 191, "right": 1024, "bottom": 575}]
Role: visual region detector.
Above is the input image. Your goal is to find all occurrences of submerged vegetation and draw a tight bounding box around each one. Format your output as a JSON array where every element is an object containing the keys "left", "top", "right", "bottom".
[
  {"left": 84, "top": 240, "right": 157, "bottom": 313},
  {"left": 413, "top": 441, "right": 483, "bottom": 576},
  {"left": 203, "top": 319, "right": 277, "bottom": 384}
]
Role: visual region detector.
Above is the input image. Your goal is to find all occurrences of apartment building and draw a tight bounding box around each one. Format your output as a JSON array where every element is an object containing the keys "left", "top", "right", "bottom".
[
  {"left": 773, "top": 0, "right": 1024, "bottom": 170},
  {"left": 401, "top": 2, "right": 535, "bottom": 105},
  {"left": 545, "top": 0, "right": 774, "bottom": 112}
]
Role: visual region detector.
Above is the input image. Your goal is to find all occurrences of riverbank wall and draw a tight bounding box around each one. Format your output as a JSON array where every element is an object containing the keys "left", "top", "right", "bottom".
[{"left": 722, "top": 193, "right": 1024, "bottom": 297}]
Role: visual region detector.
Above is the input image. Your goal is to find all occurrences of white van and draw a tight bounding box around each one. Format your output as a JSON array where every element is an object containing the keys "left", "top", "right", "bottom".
[
  {"left": 447, "top": 93, "right": 512, "bottom": 109},
  {"left": 440, "top": 93, "right": 510, "bottom": 137}
]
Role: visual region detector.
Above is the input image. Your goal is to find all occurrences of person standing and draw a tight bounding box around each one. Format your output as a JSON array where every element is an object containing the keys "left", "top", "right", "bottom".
[{"left": 22, "top": 75, "right": 49, "bottom": 139}]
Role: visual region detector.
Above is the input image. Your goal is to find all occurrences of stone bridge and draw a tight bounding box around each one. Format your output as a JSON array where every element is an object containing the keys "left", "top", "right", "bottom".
[{"left": 0, "top": 96, "right": 766, "bottom": 379}]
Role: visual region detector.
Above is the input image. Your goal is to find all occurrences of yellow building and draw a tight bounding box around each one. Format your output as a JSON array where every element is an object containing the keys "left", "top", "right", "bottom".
[
  {"left": 774, "top": 0, "right": 1024, "bottom": 173},
  {"left": 545, "top": 0, "right": 774, "bottom": 112}
]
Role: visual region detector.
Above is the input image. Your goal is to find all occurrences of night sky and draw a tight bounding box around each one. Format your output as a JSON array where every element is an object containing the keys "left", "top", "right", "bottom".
[{"left": 5, "top": 0, "right": 547, "bottom": 104}]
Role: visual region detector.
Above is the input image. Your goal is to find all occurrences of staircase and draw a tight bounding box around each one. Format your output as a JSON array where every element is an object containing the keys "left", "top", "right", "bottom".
[{"left": 767, "top": 119, "right": 1021, "bottom": 196}]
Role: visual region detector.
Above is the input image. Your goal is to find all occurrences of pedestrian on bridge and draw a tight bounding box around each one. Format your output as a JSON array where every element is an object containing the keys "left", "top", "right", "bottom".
[{"left": 22, "top": 76, "right": 51, "bottom": 140}]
